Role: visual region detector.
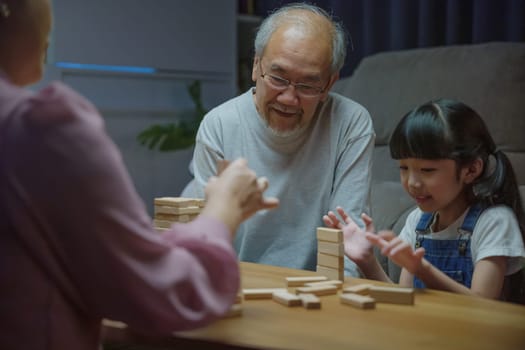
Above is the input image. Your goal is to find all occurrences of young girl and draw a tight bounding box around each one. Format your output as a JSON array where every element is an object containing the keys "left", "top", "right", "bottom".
[{"left": 325, "top": 99, "right": 525, "bottom": 302}]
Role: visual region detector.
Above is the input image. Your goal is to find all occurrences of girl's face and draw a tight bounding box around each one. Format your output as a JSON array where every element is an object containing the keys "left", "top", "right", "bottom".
[{"left": 398, "top": 158, "right": 478, "bottom": 227}]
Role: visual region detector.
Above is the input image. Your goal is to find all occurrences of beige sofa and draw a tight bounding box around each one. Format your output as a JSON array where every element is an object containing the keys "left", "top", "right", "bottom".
[{"left": 333, "top": 42, "right": 525, "bottom": 281}]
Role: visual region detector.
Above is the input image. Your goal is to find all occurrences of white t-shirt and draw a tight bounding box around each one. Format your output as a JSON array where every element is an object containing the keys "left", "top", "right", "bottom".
[
  {"left": 189, "top": 88, "right": 375, "bottom": 276},
  {"left": 399, "top": 205, "right": 525, "bottom": 275}
]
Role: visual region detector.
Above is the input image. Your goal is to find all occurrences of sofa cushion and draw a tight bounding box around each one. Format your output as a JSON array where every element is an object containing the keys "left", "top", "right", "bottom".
[{"left": 334, "top": 42, "right": 525, "bottom": 186}]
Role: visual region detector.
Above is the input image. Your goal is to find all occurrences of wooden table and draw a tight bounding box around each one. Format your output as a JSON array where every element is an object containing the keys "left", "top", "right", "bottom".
[{"left": 103, "top": 262, "right": 525, "bottom": 350}]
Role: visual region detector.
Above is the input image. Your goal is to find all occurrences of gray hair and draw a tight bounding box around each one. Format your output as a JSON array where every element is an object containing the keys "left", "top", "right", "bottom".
[{"left": 253, "top": 3, "right": 348, "bottom": 74}]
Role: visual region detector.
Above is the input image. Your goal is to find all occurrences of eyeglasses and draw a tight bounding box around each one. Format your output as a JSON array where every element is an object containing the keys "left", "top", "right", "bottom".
[{"left": 259, "top": 62, "right": 327, "bottom": 98}]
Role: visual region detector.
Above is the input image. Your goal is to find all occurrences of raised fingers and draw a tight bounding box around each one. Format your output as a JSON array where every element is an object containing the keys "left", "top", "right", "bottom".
[
  {"left": 335, "top": 206, "right": 353, "bottom": 225},
  {"left": 326, "top": 211, "right": 344, "bottom": 229},
  {"left": 361, "top": 213, "right": 375, "bottom": 233}
]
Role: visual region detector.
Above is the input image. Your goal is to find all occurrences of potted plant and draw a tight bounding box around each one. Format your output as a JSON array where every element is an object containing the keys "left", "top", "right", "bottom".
[{"left": 137, "top": 80, "right": 206, "bottom": 151}]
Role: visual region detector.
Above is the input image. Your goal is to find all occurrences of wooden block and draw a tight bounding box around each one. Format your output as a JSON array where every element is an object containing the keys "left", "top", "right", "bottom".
[
  {"left": 223, "top": 303, "right": 243, "bottom": 318},
  {"left": 272, "top": 291, "right": 303, "bottom": 307},
  {"left": 234, "top": 292, "right": 243, "bottom": 304},
  {"left": 297, "top": 293, "right": 321, "bottom": 309},
  {"left": 342, "top": 284, "right": 374, "bottom": 295},
  {"left": 295, "top": 285, "right": 338, "bottom": 296},
  {"left": 316, "top": 265, "right": 344, "bottom": 281},
  {"left": 368, "top": 286, "right": 415, "bottom": 305},
  {"left": 154, "top": 197, "right": 198, "bottom": 207},
  {"left": 155, "top": 206, "right": 201, "bottom": 215},
  {"left": 173, "top": 215, "right": 190, "bottom": 223},
  {"left": 318, "top": 240, "right": 344, "bottom": 257},
  {"left": 304, "top": 280, "right": 343, "bottom": 289},
  {"left": 194, "top": 198, "right": 206, "bottom": 207},
  {"left": 317, "top": 253, "right": 344, "bottom": 269},
  {"left": 285, "top": 276, "right": 328, "bottom": 287},
  {"left": 340, "top": 293, "right": 376, "bottom": 309},
  {"left": 242, "top": 288, "right": 288, "bottom": 300},
  {"left": 316, "top": 227, "right": 343, "bottom": 243},
  {"left": 102, "top": 319, "right": 127, "bottom": 329},
  {"left": 153, "top": 219, "right": 174, "bottom": 229}
]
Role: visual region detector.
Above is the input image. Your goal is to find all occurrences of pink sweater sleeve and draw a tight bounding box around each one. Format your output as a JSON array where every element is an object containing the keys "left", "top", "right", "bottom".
[{"left": 5, "top": 81, "right": 240, "bottom": 334}]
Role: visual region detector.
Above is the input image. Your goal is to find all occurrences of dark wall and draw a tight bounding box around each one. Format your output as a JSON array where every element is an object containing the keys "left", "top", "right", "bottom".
[{"left": 249, "top": 0, "right": 525, "bottom": 77}]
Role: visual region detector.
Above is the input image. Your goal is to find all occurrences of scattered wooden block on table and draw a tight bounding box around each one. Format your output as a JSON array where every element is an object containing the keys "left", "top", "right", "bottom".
[
  {"left": 272, "top": 291, "right": 303, "bottom": 307},
  {"left": 297, "top": 293, "right": 321, "bottom": 309},
  {"left": 243, "top": 288, "right": 288, "bottom": 300},
  {"left": 316, "top": 227, "right": 343, "bottom": 242},
  {"left": 368, "top": 286, "right": 415, "bottom": 305},
  {"left": 285, "top": 276, "right": 328, "bottom": 287},
  {"left": 340, "top": 293, "right": 376, "bottom": 309},
  {"left": 342, "top": 284, "right": 374, "bottom": 295},
  {"left": 234, "top": 292, "right": 243, "bottom": 304},
  {"left": 295, "top": 285, "right": 338, "bottom": 296},
  {"left": 223, "top": 303, "right": 243, "bottom": 318},
  {"left": 304, "top": 280, "right": 343, "bottom": 289}
]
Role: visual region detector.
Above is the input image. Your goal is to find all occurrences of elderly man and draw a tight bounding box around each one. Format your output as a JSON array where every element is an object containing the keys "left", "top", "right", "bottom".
[{"left": 186, "top": 3, "right": 374, "bottom": 276}]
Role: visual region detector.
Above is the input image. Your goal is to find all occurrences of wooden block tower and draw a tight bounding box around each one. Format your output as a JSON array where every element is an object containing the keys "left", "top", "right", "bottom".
[
  {"left": 316, "top": 227, "right": 344, "bottom": 281},
  {"left": 153, "top": 197, "right": 205, "bottom": 232}
]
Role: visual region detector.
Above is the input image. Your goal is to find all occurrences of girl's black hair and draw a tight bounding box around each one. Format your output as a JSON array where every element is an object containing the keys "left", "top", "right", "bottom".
[{"left": 390, "top": 99, "right": 525, "bottom": 303}]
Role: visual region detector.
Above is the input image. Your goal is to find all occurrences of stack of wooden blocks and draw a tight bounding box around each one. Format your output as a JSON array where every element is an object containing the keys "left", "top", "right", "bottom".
[
  {"left": 316, "top": 227, "right": 344, "bottom": 281},
  {"left": 153, "top": 197, "right": 205, "bottom": 232}
]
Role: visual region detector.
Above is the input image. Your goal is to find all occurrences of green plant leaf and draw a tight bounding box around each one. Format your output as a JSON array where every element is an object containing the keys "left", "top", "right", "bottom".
[{"left": 137, "top": 80, "right": 207, "bottom": 152}]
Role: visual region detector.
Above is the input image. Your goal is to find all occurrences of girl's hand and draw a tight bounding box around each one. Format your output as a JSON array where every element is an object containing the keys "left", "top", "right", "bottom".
[
  {"left": 366, "top": 231, "right": 426, "bottom": 275},
  {"left": 323, "top": 207, "right": 376, "bottom": 265}
]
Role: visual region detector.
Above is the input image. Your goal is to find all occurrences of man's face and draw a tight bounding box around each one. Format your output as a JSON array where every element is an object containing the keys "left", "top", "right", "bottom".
[{"left": 251, "top": 25, "right": 337, "bottom": 136}]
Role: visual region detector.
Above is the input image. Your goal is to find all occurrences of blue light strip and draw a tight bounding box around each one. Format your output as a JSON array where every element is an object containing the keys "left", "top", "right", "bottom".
[{"left": 55, "top": 62, "right": 156, "bottom": 74}]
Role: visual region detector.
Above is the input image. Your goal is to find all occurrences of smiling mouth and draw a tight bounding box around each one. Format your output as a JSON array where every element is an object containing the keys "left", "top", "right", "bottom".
[
  {"left": 270, "top": 104, "right": 301, "bottom": 116},
  {"left": 413, "top": 194, "right": 432, "bottom": 204},
  {"left": 273, "top": 109, "right": 298, "bottom": 118}
]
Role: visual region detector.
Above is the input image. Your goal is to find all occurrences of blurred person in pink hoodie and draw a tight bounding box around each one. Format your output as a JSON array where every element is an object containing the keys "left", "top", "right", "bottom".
[{"left": 0, "top": 1, "right": 279, "bottom": 349}]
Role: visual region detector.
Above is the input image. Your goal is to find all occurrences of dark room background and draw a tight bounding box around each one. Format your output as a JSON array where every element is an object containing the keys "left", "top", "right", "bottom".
[{"left": 240, "top": 0, "right": 525, "bottom": 78}]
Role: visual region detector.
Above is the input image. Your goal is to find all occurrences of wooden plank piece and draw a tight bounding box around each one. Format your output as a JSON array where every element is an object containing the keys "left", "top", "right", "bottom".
[
  {"left": 343, "top": 284, "right": 374, "bottom": 295},
  {"left": 317, "top": 253, "right": 344, "bottom": 269},
  {"left": 316, "top": 227, "right": 343, "bottom": 243},
  {"left": 243, "top": 288, "right": 288, "bottom": 300},
  {"left": 154, "top": 197, "right": 198, "bottom": 207},
  {"left": 318, "top": 240, "right": 344, "bottom": 257},
  {"left": 222, "top": 303, "right": 243, "bottom": 318},
  {"left": 340, "top": 293, "right": 376, "bottom": 309},
  {"left": 285, "top": 276, "right": 328, "bottom": 287},
  {"left": 295, "top": 285, "right": 338, "bottom": 296},
  {"left": 316, "top": 265, "right": 344, "bottom": 281},
  {"left": 272, "top": 291, "right": 303, "bottom": 307},
  {"left": 369, "top": 286, "right": 415, "bottom": 305},
  {"left": 155, "top": 206, "right": 202, "bottom": 215},
  {"left": 304, "top": 280, "right": 343, "bottom": 289},
  {"left": 297, "top": 293, "right": 321, "bottom": 309}
]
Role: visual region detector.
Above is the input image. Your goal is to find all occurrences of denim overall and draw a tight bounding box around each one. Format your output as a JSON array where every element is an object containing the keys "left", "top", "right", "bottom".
[{"left": 413, "top": 203, "right": 483, "bottom": 288}]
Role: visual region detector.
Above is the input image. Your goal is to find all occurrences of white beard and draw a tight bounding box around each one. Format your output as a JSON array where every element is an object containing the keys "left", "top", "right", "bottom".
[{"left": 264, "top": 119, "right": 308, "bottom": 138}]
